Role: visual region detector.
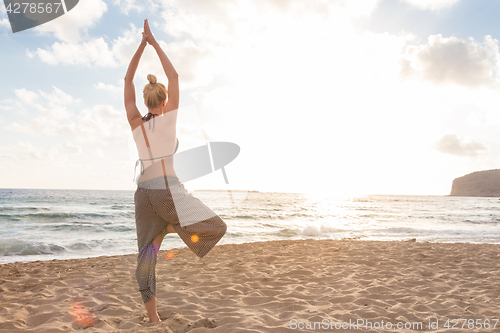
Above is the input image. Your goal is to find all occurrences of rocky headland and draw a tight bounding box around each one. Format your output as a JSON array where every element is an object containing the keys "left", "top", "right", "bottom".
[{"left": 450, "top": 169, "right": 500, "bottom": 197}]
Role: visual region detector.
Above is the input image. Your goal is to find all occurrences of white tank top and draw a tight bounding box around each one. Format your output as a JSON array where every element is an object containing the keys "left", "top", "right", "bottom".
[{"left": 132, "top": 109, "right": 178, "bottom": 184}]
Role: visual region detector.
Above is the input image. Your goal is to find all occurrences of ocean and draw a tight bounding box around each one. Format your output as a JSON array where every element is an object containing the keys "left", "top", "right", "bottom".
[{"left": 1, "top": 188, "right": 499, "bottom": 264}]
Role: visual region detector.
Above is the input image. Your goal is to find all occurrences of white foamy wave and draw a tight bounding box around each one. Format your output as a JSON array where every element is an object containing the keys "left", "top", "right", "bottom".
[
  {"left": 0, "top": 239, "right": 66, "bottom": 257},
  {"left": 301, "top": 224, "right": 340, "bottom": 236}
]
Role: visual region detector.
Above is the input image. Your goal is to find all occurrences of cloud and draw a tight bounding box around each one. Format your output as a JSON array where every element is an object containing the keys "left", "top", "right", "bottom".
[
  {"left": 38, "top": 86, "right": 77, "bottom": 109},
  {"left": 14, "top": 88, "right": 39, "bottom": 104},
  {"left": 401, "top": 35, "right": 500, "bottom": 87},
  {"left": 162, "top": 39, "right": 214, "bottom": 87},
  {"left": 26, "top": 48, "right": 35, "bottom": 58},
  {"left": 0, "top": 100, "right": 14, "bottom": 111},
  {"left": 94, "top": 82, "right": 123, "bottom": 93},
  {"left": 32, "top": 23, "right": 145, "bottom": 68},
  {"left": 103, "top": 23, "right": 143, "bottom": 66},
  {"left": 160, "top": 0, "right": 341, "bottom": 43},
  {"left": 0, "top": 18, "right": 9, "bottom": 29},
  {"left": 60, "top": 141, "right": 83, "bottom": 155},
  {"left": 34, "top": 0, "right": 108, "bottom": 43},
  {"left": 9, "top": 140, "right": 82, "bottom": 161},
  {"left": 434, "top": 134, "right": 487, "bottom": 158},
  {"left": 76, "top": 104, "right": 129, "bottom": 144},
  {"left": 4, "top": 87, "right": 128, "bottom": 144},
  {"left": 27, "top": 0, "right": 149, "bottom": 68},
  {"left": 340, "top": 0, "right": 380, "bottom": 16},
  {"left": 401, "top": 0, "right": 460, "bottom": 11},
  {"left": 11, "top": 86, "right": 76, "bottom": 118},
  {"left": 91, "top": 147, "right": 105, "bottom": 157},
  {"left": 7, "top": 105, "right": 129, "bottom": 144},
  {"left": 113, "top": 0, "right": 146, "bottom": 15},
  {"left": 35, "top": 38, "right": 118, "bottom": 67},
  {"left": 5, "top": 116, "right": 73, "bottom": 136},
  {"left": 148, "top": 0, "right": 379, "bottom": 88},
  {"left": 35, "top": 0, "right": 361, "bottom": 82},
  {"left": 30, "top": 0, "right": 381, "bottom": 84}
]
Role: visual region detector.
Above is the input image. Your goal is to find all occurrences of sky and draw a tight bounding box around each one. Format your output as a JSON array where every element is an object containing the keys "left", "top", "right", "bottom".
[{"left": 1, "top": 0, "right": 500, "bottom": 196}]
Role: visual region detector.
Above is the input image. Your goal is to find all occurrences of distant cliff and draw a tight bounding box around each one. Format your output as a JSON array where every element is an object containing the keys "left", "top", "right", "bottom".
[{"left": 450, "top": 169, "right": 500, "bottom": 197}]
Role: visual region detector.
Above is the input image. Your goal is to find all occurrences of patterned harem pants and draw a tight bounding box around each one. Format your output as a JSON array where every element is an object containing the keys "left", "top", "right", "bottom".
[{"left": 134, "top": 176, "right": 227, "bottom": 303}]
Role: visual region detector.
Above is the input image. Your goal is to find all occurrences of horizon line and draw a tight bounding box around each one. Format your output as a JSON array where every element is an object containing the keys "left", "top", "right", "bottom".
[{"left": 0, "top": 187, "right": 451, "bottom": 196}]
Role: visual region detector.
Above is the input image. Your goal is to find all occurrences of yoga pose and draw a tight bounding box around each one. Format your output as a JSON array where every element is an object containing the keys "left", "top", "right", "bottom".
[{"left": 124, "top": 19, "right": 227, "bottom": 323}]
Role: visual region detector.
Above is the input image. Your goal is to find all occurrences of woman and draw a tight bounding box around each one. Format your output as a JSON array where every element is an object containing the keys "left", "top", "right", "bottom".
[{"left": 124, "top": 19, "right": 227, "bottom": 323}]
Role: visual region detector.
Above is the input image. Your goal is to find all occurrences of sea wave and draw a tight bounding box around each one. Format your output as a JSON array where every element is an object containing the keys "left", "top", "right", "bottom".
[
  {"left": 40, "top": 222, "right": 135, "bottom": 233},
  {"left": 301, "top": 224, "right": 343, "bottom": 236},
  {"left": 0, "top": 211, "right": 134, "bottom": 223},
  {"left": 0, "top": 206, "right": 51, "bottom": 212},
  {"left": 0, "top": 239, "right": 66, "bottom": 257}
]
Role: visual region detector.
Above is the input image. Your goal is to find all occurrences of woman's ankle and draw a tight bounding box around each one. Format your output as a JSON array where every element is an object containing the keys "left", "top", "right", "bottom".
[
  {"left": 145, "top": 295, "right": 160, "bottom": 322},
  {"left": 149, "top": 313, "right": 161, "bottom": 323}
]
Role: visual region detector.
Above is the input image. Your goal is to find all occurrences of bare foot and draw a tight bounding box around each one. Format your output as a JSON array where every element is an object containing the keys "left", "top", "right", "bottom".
[{"left": 150, "top": 314, "right": 161, "bottom": 323}]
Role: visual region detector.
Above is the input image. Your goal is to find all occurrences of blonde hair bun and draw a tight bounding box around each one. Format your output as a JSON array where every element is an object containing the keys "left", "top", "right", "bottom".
[
  {"left": 147, "top": 74, "right": 157, "bottom": 84},
  {"left": 143, "top": 75, "right": 167, "bottom": 109}
]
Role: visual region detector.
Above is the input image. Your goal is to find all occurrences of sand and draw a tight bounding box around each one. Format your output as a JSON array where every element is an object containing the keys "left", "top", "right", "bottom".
[{"left": 1, "top": 239, "right": 500, "bottom": 332}]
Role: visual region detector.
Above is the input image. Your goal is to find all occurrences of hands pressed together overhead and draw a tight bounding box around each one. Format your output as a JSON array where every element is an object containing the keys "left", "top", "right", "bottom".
[
  {"left": 125, "top": 17, "right": 179, "bottom": 127},
  {"left": 141, "top": 19, "right": 157, "bottom": 46}
]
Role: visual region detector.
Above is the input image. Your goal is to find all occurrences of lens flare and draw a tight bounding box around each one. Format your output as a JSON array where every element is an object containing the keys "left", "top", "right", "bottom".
[
  {"left": 166, "top": 251, "right": 174, "bottom": 260},
  {"left": 153, "top": 244, "right": 160, "bottom": 257},
  {"left": 191, "top": 235, "right": 199, "bottom": 243},
  {"left": 70, "top": 301, "right": 98, "bottom": 328}
]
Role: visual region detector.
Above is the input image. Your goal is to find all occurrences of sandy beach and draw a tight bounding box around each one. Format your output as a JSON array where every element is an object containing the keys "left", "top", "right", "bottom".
[{"left": 1, "top": 239, "right": 499, "bottom": 332}]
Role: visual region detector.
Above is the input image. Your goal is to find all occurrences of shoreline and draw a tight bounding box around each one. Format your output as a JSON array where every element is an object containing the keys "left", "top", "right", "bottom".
[
  {"left": 3, "top": 236, "right": 500, "bottom": 265},
  {"left": 1, "top": 239, "right": 500, "bottom": 332}
]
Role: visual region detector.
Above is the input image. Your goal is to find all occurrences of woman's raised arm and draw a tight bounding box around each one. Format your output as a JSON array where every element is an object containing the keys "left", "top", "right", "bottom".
[
  {"left": 124, "top": 23, "right": 148, "bottom": 127},
  {"left": 144, "top": 19, "right": 179, "bottom": 112}
]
